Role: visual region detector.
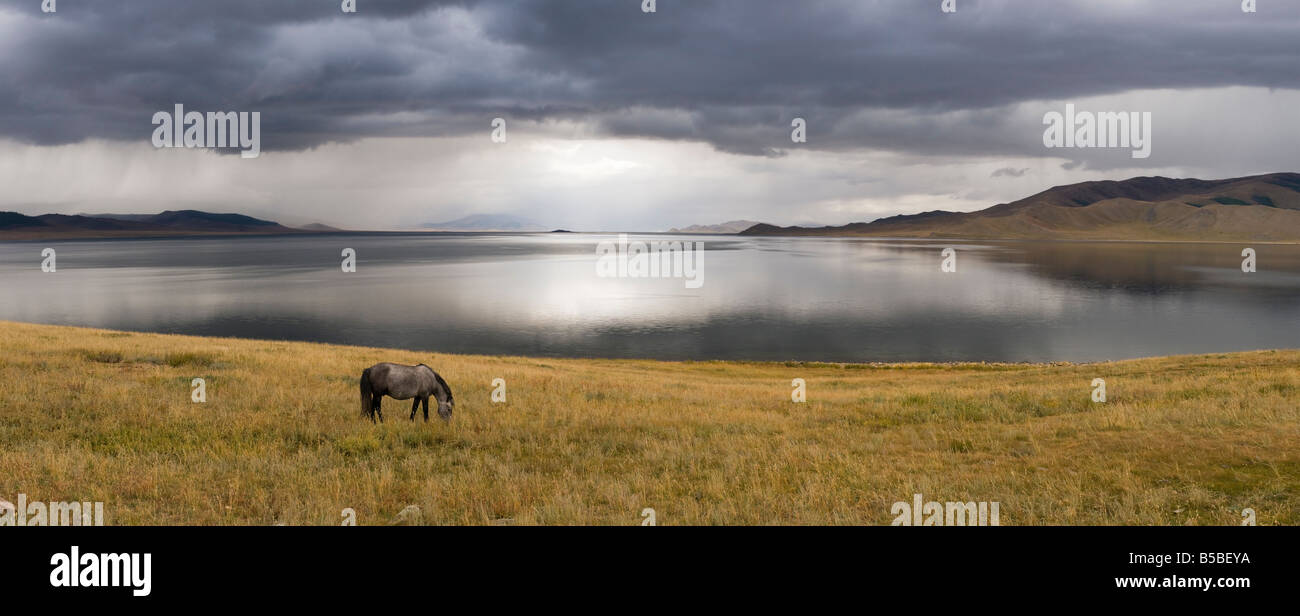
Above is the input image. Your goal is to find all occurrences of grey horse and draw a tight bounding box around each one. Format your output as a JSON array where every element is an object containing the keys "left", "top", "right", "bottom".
[{"left": 359, "top": 363, "right": 454, "bottom": 423}]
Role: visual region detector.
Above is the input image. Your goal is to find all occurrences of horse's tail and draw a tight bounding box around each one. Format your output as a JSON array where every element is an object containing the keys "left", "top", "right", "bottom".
[{"left": 360, "top": 368, "right": 373, "bottom": 418}]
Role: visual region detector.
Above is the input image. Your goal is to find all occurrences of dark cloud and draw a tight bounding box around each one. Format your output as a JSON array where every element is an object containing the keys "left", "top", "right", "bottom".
[
  {"left": 2, "top": 0, "right": 1299, "bottom": 159},
  {"left": 991, "top": 167, "right": 1028, "bottom": 178}
]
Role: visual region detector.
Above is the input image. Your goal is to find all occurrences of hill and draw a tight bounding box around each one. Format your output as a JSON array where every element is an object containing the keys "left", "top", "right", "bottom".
[
  {"left": 741, "top": 172, "right": 1300, "bottom": 241},
  {"left": 0, "top": 210, "right": 299, "bottom": 239},
  {"left": 297, "top": 222, "right": 345, "bottom": 232},
  {"left": 668, "top": 220, "right": 761, "bottom": 234}
]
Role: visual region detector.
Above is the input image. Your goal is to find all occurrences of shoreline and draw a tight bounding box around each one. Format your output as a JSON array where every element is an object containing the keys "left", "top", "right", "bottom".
[
  {"left": 5, "top": 228, "right": 1300, "bottom": 245},
  {"left": 3, "top": 320, "right": 1295, "bottom": 366}
]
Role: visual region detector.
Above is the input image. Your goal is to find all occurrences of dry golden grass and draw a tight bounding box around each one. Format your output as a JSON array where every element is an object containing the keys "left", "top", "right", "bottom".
[{"left": 1, "top": 320, "right": 1296, "bottom": 525}]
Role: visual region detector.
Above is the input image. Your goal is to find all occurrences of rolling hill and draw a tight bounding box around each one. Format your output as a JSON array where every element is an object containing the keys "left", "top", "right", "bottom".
[
  {"left": 0, "top": 210, "right": 305, "bottom": 239},
  {"left": 668, "top": 220, "right": 762, "bottom": 234},
  {"left": 741, "top": 172, "right": 1300, "bottom": 241}
]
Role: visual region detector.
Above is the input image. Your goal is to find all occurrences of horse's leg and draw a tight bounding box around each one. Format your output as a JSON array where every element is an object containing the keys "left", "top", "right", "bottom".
[
  {"left": 422, "top": 396, "right": 430, "bottom": 422},
  {"left": 410, "top": 398, "right": 420, "bottom": 421},
  {"left": 374, "top": 394, "right": 384, "bottom": 423}
]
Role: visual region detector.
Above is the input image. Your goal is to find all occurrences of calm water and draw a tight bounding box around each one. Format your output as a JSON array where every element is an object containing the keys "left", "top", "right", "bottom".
[{"left": 1, "top": 233, "right": 1297, "bottom": 363}]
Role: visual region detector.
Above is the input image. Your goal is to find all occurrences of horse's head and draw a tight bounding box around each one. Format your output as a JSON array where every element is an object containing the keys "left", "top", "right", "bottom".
[{"left": 429, "top": 367, "right": 455, "bottom": 422}]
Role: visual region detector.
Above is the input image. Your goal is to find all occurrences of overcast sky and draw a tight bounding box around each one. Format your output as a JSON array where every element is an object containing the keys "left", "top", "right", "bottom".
[{"left": 2, "top": 0, "right": 1299, "bottom": 230}]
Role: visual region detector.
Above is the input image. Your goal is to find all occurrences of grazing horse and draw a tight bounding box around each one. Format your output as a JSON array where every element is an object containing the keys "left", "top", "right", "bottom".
[{"left": 359, "top": 362, "right": 454, "bottom": 423}]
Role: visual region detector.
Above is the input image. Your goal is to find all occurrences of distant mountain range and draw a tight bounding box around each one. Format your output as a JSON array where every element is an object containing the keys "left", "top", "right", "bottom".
[
  {"left": 669, "top": 220, "right": 761, "bottom": 234},
  {"left": 421, "top": 214, "right": 546, "bottom": 231},
  {"left": 11, "top": 173, "right": 1297, "bottom": 241},
  {"left": 741, "top": 173, "right": 1300, "bottom": 241},
  {"left": 0, "top": 210, "right": 339, "bottom": 239}
]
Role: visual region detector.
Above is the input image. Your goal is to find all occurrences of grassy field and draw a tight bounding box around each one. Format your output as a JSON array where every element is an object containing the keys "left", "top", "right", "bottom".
[{"left": 0, "top": 320, "right": 1296, "bottom": 525}]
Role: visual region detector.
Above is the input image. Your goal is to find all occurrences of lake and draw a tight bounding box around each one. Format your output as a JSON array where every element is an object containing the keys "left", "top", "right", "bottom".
[{"left": 1, "top": 233, "right": 1297, "bottom": 363}]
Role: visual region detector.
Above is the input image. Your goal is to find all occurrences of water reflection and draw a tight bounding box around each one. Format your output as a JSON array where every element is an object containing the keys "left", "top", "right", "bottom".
[{"left": 0, "top": 233, "right": 1295, "bottom": 362}]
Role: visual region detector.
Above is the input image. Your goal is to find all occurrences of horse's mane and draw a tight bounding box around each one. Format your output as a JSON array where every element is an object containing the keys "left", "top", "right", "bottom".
[{"left": 422, "top": 365, "right": 454, "bottom": 403}]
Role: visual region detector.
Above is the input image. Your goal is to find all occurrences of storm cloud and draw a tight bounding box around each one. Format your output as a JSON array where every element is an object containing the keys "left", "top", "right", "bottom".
[
  {"left": 2, "top": 0, "right": 1299, "bottom": 228},
  {"left": 3, "top": 0, "right": 1297, "bottom": 154}
]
